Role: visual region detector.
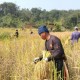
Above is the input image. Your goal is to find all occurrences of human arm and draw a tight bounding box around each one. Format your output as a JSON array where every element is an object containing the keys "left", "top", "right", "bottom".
[
  {"left": 70, "top": 33, "right": 73, "bottom": 40},
  {"left": 33, "top": 54, "right": 43, "bottom": 64}
]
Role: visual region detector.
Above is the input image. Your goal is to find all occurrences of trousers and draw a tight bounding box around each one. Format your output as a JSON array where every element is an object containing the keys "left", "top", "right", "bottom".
[{"left": 54, "top": 59, "right": 64, "bottom": 80}]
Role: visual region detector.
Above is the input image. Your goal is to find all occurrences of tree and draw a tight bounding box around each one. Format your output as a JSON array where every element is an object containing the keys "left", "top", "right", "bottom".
[
  {"left": 19, "top": 9, "right": 31, "bottom": 22},
  {"left": 0, "top": 2, "right": 19, "bottom": 17},
  {"left": 0, "top": 2, "right": 80, "bottom": 30},
  {"left": 31, "top": 8, "right": 41, "bottom": 22}
]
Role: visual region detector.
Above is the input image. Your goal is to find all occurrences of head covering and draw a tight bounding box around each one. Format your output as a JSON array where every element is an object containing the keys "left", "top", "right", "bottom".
[
  {"left": 74, "top": 26, "right": 78, "bottom": 30},
  {"left": 38, "top": 25, "right": 49, "bottom": 35},
  {"left": 16, "top": 29, "right": 18, "bottom": 31}
]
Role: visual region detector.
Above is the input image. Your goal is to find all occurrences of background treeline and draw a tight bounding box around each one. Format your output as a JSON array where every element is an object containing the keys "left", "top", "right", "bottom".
[{"left": 0, "top": 2, "right": 80, "bottom": 30}]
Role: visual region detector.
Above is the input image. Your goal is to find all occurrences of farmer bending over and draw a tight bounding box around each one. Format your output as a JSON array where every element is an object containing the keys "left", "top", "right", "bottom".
[{"left": 34, "top": 25, "right": 67, "bottom": 80}]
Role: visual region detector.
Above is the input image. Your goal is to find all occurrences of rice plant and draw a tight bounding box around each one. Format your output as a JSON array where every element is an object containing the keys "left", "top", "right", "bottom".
[{"left": 0, "top": 28, "right": 80, "bottom": 80}]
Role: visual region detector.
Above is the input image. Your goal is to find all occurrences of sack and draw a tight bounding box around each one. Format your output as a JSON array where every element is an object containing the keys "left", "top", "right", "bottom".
[{"left": 63, "top": 61, "right": 69, "bottom": 80}]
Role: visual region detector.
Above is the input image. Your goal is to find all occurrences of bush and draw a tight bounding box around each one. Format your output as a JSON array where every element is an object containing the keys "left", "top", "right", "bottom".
[
  {"left": 0, "top": 32, "right": 11, "bottom": 40},
  {"left": 54, "top": 24, "right": 62, "bottom": 32}
]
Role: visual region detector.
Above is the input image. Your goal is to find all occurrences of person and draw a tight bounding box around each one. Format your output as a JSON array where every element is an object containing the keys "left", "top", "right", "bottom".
[
  {"left": 34, "top": 25, "right": 67, "bottom": 80},
  {"left": 70, "top": 26, "right": 80, "bottom": 45},
  {"left": 30, "top": 31, "right": 33, "bottom": 34},
  {"left": 14, "top": 29, "right": 19, "bottom": 38}
]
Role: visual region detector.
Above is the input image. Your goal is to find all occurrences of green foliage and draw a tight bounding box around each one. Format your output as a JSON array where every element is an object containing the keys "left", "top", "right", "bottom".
[
  {"left": 0, "top": 2, "right": 80, "bottom": 30},
  {"left": 54, "top": 24, "right": 62, "bottom": 32},
  {"left": 0, "top": 2, "right": 18, "bottom": 16},
  {"left": 0, "top": 32, "right": 10, "bottom": 40},
  {"left": 0, "top": 13, "right": 12, "bottom": 27}
]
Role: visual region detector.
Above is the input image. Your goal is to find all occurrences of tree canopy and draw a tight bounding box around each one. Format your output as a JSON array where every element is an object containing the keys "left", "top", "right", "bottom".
[{"left": 0, "top": 2, "right": 80, "bottom": 30}]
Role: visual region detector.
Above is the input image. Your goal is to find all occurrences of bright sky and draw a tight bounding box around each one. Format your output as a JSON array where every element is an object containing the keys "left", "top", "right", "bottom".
[{"left": 0, "top": 0, "right": 80, "bottom": 11}]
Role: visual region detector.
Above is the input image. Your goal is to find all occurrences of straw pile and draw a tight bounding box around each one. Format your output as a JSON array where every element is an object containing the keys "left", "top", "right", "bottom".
[
  {"left": 33, "top": 51, "right": 54, "bottom": 80},
  {"left": 34, "top": 61, "right": 54, "bottom": 80}
]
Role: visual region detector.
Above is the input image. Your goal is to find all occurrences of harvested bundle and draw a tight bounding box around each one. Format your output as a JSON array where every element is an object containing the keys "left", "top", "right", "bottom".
[
  {"left": 34, "top": 51, "right": 54, "bottom": 80},
  {"left": 34, "top": 60, "right": 54, "bottom": 80},
  {"left": 34, "top": 50, "right": 71, "bottom": 80}
]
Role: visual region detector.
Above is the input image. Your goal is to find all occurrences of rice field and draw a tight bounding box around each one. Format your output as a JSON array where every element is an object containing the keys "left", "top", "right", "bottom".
[{"left": 0, "top": 28, "right": 80, "bottom": 80}]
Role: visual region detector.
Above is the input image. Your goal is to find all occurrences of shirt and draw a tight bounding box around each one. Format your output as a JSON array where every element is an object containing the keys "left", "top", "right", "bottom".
[
  {"left": 45, "top": 35, "right": 66, "bottom": 60},
  {"left": 71, "top": 31, "right": 80, "bottom": 41},
  {"left": 71, "top": 31, "right": 80, "bottom": 44}
]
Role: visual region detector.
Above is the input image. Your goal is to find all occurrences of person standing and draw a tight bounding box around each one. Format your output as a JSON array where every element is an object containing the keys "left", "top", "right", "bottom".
[
  {"left": 14, "top": 29, "right": 19, "bottom": 38},
  {"left": 70, "top": 26, "right": 80, "bottom": 45}
]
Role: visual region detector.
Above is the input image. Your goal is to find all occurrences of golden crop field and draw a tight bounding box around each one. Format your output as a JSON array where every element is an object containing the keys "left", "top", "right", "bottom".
[{"left": 0, "top": 28, "right": 80, "bottom": 80}]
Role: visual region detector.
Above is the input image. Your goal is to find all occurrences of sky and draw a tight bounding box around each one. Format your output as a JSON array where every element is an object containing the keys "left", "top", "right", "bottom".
[{"left": 0, "top": 0, "right": 80, "bottom": 11}]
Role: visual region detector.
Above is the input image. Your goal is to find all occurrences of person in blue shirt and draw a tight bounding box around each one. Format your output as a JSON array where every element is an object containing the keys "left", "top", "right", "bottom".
[{"left": 70, "top": 26, "right": 80, "bottom": 45}]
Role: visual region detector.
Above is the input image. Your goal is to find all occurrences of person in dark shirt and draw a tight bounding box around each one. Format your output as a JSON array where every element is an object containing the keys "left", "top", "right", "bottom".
[
  {"left": 30, "top": 31, "right": 33, "bottom": 34},
  {"left": 70, "top": 26, "right": 80, "bottom": 45},
  {"left": 34, "top": 25, "right": 67, "bottom": 80},
  {"left": 14, "top": 30, "right": 19, "bottom": 38}
]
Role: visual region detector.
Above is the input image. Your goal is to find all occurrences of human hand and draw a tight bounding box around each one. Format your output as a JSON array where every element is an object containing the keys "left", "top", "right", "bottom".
[
  {"left": 33, "top": 57, "right": 40, "bottom": 64},
  {"left": 43, "top": 58, "right": 48, "bottom": 62}
]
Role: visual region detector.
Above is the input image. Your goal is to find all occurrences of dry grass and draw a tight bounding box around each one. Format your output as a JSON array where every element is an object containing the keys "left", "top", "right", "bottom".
[
  {"left": 34, "top": 61, "right": 53, "bottom": 80},
  {"left": 0, "top": 28, "right": 80, "bottom": 80},
  {"left": 33, "top": 51, "right": 54, "bottom": 80}
]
